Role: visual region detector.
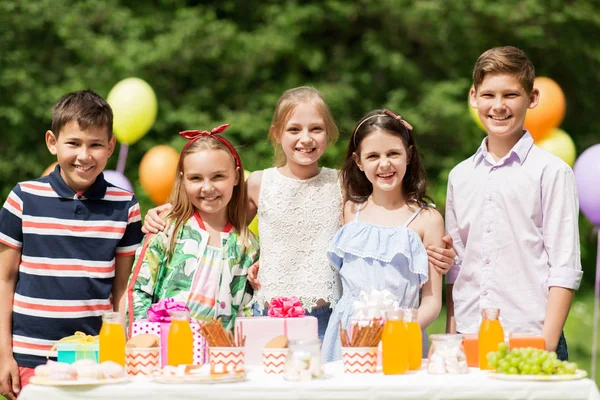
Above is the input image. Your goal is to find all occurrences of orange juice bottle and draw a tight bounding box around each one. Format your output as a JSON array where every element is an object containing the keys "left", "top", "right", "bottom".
[
  {"left": 382, "top": 309, "right": 408, "bottom": 375},
  {"left": 167, "top": 310, "right": 193, "bottom": 366},
  {"left": 99, "top": 311, "right": 126, "bottom": 365},
  {"left": 402, "top": 308, "right": 422, "bottom": 370},
  {"left": 478, "top": 308, "right": 504, "bottom": 370}
]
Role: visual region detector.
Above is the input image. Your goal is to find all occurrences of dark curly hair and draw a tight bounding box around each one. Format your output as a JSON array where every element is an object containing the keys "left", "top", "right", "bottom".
[{"left": 341, "top": 109, "right": 432, "bottom": 208}]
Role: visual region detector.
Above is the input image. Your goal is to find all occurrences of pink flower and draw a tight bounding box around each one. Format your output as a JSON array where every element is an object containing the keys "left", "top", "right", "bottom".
[
  {"left": 268, "top": 296, "right": 305, "bottom": 318},
  {"left": 147, "top": 298, "right": 190, "bottom": 322}
]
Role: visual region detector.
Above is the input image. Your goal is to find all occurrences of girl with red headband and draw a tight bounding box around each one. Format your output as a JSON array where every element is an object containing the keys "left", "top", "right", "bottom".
[{"left": 126, "top": 125, "right": 259, "bottom": 332}]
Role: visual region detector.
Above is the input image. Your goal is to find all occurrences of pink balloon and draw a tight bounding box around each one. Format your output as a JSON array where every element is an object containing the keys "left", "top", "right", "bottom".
[
  {"left": 573, "top": 144, "right": 600, "bottom": 226},
  {"left": 103, "top": 170, "right": 134, "bottom": 193}
]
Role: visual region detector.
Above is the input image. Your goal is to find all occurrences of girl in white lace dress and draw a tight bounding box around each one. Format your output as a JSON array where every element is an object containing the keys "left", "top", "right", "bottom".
[
  {"left": 322, "top": 109, "right": 444, "bottom": 360},
  {"left": 245, "top": 87, "right": 343, "bottom": 337}
]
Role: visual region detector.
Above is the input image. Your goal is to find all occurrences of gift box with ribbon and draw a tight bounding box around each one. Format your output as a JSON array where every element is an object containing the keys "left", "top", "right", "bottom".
[
  {"left": 131, "top": 299, "right": 207, "bottom": 366},
  {"left": 235, "top": 296, "right": 318, "bottom": 365},
  {"left": 55, "top": 332, "right": 99, "bottom": 364}
]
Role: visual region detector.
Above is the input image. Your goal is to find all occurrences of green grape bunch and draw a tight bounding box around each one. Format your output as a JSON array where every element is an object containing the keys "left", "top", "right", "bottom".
[{"left": 487, "top": 343, "right": 579, "bottom": 375}]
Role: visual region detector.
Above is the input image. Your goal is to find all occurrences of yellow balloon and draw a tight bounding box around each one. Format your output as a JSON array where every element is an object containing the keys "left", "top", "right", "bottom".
[
  {"left": 468, "top": 88, "right": 486, "bottom": 132},
  {"left": 244, "top": 170, "right": 259, "bottom": 237},
  {"left": 536, "top": 128, "right": 576, "bottom": 167},
  {"left": 107, "top": 78, "right": 157, "bottom": 145}
]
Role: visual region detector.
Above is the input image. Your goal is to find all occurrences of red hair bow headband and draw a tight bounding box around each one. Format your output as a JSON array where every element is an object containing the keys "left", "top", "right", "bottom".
[{"left": 179, "top": 123, "right": 241, "bottom": 168}]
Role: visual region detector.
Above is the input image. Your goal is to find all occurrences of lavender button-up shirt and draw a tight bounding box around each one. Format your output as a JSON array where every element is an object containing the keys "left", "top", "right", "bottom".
[{"left": 445, "top": 131, "right": 582, "bottom": 335}]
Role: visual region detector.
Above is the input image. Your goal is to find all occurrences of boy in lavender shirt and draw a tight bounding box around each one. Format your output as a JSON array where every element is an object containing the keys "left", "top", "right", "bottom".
[{"left": 445, "top": 46, "right": 582, "bottom": 360}]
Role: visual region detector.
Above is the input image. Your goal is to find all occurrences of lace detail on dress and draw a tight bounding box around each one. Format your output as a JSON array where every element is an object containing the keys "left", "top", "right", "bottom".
[{"left": 255, "top": 167, "right": 344, "bottom": 311}]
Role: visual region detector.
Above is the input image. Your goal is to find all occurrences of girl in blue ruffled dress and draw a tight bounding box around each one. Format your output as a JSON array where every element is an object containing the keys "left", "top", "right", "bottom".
[{"left": 322, "top": 109, "right": 444, "bottom": 361}]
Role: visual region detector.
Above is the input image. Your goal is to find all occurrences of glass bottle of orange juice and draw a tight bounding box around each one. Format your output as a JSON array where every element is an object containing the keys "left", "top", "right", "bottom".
[
  {"left": 382, "top": 309, "right": 408, "bottom": 375},
  {"left": 403, "top": 308, "right": 422, "bottom": 370},
  {"left": 167, "top": 310, "right": 193, "bottom": 366},
  {"left": 478, "top": 308, "right": 504, "bottom": 370},
  {"left": 99, "top": 311, "right": 126, "bottom": 365}
]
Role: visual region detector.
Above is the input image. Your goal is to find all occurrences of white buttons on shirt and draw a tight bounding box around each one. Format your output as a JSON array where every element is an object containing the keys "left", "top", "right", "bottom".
[
  {"left": 482, "top": 290, "right": 489, "bottom": 296},
  {"left": 487, "top": 194, "right": 492, "bottom": 201},
  {"left": 485, "top": 226, "right": 491, "bottom": 233},
  {"left": 484, "top": 258, "right": 491, "bottom": 264}
]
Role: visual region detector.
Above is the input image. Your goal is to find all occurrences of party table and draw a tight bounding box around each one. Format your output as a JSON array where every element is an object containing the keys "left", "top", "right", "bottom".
[{"left": 19, "top": 361, "right": 600, "bottom": 400}]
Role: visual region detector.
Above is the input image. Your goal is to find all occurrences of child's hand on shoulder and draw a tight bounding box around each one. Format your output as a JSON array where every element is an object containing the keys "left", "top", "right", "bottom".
[
  {"left": 427, "top": 235, "right": 456, "bottom": 274},
  {"left": 142, "top": 203, "right": 172, "bottom": 234},
  {"left": 247, "top": 261, "right": 260, "bottom": 290}
]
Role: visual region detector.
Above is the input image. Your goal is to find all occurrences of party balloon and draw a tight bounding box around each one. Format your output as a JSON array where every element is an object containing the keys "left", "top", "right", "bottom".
[
  {"left": 468, "top": 88, "right": 486, "bottom": 132},
  {"left": 574, "top": 144, "right": 600, "bottom": 226},
  {"left": 107, "top": 78, "right": 157, "bottom": 145},
  {"left": 103, "top": 170, "right": 134, "bottom": 192},
  {"left": 139, "top": 145, "right": 179, "bottom": 205},
  {"left": 536, "top": 128, "right": 576, "bottom": 167},
  {"left": 524, "top": 77, "right": 566, "bottom": 142},
  {"left": 244, "top": 170, "right": 259, "bottom": 236},
  {"left": 41, "top": 161, "right": 58, "bottom": 177}
]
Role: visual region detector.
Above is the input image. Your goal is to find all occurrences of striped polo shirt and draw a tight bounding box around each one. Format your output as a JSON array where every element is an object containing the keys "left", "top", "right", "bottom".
[{"left": 0, "top": 166, "right": 143, "bottom": 368}]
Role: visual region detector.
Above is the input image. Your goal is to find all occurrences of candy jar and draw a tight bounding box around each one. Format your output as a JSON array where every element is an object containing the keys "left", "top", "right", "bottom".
[
  {"left": 284, "top": 339, "right": 324, "bottom": 381},
  {"left": 427, "top": 334, "right": 468, "bottom": 374}
]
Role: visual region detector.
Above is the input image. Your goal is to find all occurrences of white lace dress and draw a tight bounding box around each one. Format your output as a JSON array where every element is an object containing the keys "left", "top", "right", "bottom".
[{"left": 255, "top": 167, "right": 343, "bottom": 312}]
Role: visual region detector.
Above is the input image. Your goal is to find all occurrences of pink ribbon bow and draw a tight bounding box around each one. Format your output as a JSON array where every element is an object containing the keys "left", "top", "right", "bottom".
[
  {"left": 268, "top": 296, "right": 305, "bottom": 318},
  {"left": 147, "top": 298, "right": 190, "bottom": 322}
]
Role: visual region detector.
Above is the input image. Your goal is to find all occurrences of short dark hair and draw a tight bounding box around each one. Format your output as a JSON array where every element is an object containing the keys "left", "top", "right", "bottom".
[
  {"left": 51, "top": 89, "right": 113, "bottom": 137},
  {"left": 341, "top": 109, "right": 432, "bottom": 208},
  {"left": 473, "top": 46, "right": 535, "bottom": 93}
]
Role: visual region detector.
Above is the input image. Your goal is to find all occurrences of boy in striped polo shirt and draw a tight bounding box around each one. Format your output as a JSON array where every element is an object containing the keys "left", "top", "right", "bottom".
[{"left": 0, "top": 90, "right": 143, "bottom": 398}]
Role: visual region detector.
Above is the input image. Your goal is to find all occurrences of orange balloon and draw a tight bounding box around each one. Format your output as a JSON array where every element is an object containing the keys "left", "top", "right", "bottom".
[
  {"left": 524, "top": 77, "right": 566, "bottom": 142},
  {"left": 41, "top": 161, "right": 58, "bottom": 177},
  {"left": 139, "top": 145, "right": 179, "bottom": 205}
]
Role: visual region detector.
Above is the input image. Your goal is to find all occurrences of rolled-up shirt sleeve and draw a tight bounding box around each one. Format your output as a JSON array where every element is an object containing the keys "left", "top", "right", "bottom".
[
  {"left": 445, "top": 174, "right": 463, "bottom": 285},
  {"left": 542, "top": 165, "right": 583, "bottom": 289}
]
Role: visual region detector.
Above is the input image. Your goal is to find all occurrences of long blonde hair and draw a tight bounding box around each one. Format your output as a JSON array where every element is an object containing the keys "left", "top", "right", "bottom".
[
  {"left": 268, "top": 86, "right": 339, "bottom": 167},
  {"left": 165, "top": 136, "right": 250, "bottom": 261}
]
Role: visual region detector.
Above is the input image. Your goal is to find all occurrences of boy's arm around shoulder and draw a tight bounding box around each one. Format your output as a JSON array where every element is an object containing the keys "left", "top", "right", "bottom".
[
  {"left": 417, "top": 208, "right": 444, "bottom": 328},
  {"left": 540, "top": 165, "right": 582, "bottom": 351},
  {"left": 0, "top": 244, "right": 22, "bottom": 399}
]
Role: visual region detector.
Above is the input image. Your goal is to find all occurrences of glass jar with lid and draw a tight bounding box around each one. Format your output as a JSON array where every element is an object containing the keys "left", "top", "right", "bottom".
[
  {"left": 284, "top": 339, "right": 325, "bottom": 381},
  {"left": 427, "top": 334, "right": 468, "bottom": 374}
]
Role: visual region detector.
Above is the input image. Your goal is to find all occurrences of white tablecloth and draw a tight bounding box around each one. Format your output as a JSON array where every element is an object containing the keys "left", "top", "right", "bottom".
[{"left": 19, "top": 362, "right": 600, "bottom": 400}]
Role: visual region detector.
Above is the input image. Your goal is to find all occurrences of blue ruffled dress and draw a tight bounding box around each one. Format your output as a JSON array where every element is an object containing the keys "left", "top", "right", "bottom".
[{"left": 321, "top": 207, "right": 429, "bottom": 362}]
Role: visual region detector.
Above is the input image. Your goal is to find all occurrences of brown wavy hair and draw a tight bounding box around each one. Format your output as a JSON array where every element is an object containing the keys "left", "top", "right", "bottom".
[
  {"left": 164, "top": 136, "right": 250, "bottom": 261},
  {"left": 341, "top": 109, "right": 432, "bottom": 208},
  {"left": 268, "top": 86, "right": 339, "bottom": 167}
]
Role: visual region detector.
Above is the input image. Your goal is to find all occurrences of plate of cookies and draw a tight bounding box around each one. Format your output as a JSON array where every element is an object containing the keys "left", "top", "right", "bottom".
[{"left": 152, "top": 364, "right": 247, "bottom": 384}]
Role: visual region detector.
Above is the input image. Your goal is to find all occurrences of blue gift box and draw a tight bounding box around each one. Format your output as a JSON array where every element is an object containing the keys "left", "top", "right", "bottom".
[{"left": 57, "top": 343, "right": 99, "bottom": 364}]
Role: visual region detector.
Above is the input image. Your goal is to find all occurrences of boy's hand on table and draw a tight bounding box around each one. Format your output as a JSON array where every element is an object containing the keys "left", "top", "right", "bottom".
[{"left": 0, "top": 355, "right": 20, "bottom": 400}]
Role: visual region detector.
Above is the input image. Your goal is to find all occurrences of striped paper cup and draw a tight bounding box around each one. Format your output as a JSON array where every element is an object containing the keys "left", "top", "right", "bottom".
[
  {"left": 262, "top": 348, "right": 288, "bottom": 374},
  {"left": 342, "top": 347, "right": 377, "bottom": 374},
  {"left": 209, "top": 347, "right": 245, "bottom": 374}
]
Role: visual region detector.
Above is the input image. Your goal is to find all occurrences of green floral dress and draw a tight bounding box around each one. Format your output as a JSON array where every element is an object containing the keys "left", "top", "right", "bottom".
[{"left": 126, "top": 213, "right": 259, "bottom": 332}]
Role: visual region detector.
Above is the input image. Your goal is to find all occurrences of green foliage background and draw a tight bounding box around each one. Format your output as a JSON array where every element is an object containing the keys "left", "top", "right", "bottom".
[{"left": 0, "top": 0, "right": 599, "bottom": 379}]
